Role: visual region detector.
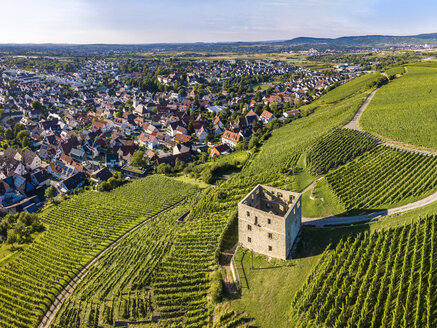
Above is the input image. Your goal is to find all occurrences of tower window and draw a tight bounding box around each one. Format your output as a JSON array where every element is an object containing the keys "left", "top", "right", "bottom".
[
  {"left": 248, "top": 237, "right": 252, "bottom": 243},
  {"left": 267, "top": 218, "right": 271, "bottom": 224},
  {"left": 268, "top": 233, "right": 273, "bottom": 239},
  {"left": 268, "top": 246, "right": 272, "bottom": 251},
  {"left": 247, "top": 224, "right": 252, "bottom": 231}
]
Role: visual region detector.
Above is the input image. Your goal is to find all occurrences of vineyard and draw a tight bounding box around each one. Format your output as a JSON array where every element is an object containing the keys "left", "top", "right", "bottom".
[
  {"left": 0, "top": 176, "right": 198, "bottom": 328},
  {"left": 51, "top": 203, "right": 192, "bottom": 327},
  {"left": 360, "top": 64, "right": 437, "bottom": 149},
  {"left": 291, "top": 215, "right": 436, "bottom": 328},
  {"left": 326, "top": 145, "right": 437, "bottom": 210},
  {"left": 307, "top": 128, "right": 377, "bottom": 175}
]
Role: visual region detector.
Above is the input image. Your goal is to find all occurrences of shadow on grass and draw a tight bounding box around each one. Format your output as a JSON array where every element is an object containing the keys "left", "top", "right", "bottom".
[{"left": 293, "top": 219, "right": 372, "bottom": 259}]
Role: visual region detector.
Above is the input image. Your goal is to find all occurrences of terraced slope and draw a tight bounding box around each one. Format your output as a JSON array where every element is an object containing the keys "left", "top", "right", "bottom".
[
  {"left": 326, "top": 145, "right": 437, "bottom": 210},
  {"left": 360, "top": 64, "right": 437, "bottom": 149},
  {"left": 0, "top": 176, "right": 198, "bottom": 328},
  {"left": 292, "top": 215, "right": 436, "bottom": 328}
]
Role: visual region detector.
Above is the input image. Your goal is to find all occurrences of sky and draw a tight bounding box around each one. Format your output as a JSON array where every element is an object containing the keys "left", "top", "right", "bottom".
[{"left": 0, "top": 0, "right": 436, "bottom": 44}]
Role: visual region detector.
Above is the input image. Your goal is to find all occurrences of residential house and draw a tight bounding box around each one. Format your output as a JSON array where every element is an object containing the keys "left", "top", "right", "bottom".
[
  {"left": 138, "top": 132, "right": 158, "bottom": 150},
  {"left": 283, "top": 110, "right": 301, "bottom": 118},
  {"left": 260, "top": 110, "right": 276, "bottom": 124},
  {"left": 196, "top": 126, "right": 208, "bottom": 142},
  {"left": 222, "top": 130, "right": 241, "bottom": 148},
  {"left": 105, "top": 153, "right": 120, "bottom": 169},
  {"left": 30, "top": 169, "right": 51, "bottom": 187},
  {"left": 91, "top": 167, "right": 113, "bottom": 184},
  {"left": 174, "top": 134, "right": 192, "bottom": 144},
  {"left": 59, "top": 172, "right": 86, "bottom": 193},
  {"left": 121, "top": 166, "right": 147, "bottom": 179},
  {"left": 210, "top": 144, "right": 230, "bottom": 157},
  {"left": 22, "top": 149, "right": 41, "bottom": 171}
]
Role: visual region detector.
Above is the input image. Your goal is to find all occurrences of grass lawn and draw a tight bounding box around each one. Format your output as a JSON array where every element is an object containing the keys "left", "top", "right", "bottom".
[
  {"left": 227, "top": 247, "right": 321, "bottom": 328},
  {"left": 171, "top": 174, "right": 210, "bottom": 189},
  {"left": 291, "top": 153, "right": 317, "bottom": 193},
  {"left": 253, "top": 83, "right": 273, "bottom": 91},
  {"left": 301, "top": 178, "right": 345, "bottom": 218}
]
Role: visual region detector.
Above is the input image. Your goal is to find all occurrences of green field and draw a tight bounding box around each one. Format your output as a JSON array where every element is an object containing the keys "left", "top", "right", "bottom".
[
  {"left": 291, "top": 215, "right": 436, "bottom": 328},
  {"left": 0, "top": 176, "right": 198, "bottom": 328},
  {"left": 360, "top": 64, "right": 437, "bottom": 150},
  {"left": 326, "top": 145, "right": 437, "bottom": 211}
]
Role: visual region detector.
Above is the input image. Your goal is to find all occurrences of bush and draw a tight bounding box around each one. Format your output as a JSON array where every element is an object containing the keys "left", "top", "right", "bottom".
[{"left": 209, "top": 270, "right": 223, "bottom": 304}]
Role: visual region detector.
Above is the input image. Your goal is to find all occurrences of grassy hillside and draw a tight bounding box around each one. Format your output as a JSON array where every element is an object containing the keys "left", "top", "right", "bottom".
[
  {"left": 360, "top": 64, "right": 437, "bottom": 150},
  {"left": 0, "top": 176, "right": 198, "bottom": 328}
]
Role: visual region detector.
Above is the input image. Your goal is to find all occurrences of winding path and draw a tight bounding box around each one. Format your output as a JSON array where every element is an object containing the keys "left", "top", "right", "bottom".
[
  {"left": 303, "top": 81, "right": 437, "bottom": 227},
  {"left": 38, "top": 200, "right": 184, "bottom": 328}
]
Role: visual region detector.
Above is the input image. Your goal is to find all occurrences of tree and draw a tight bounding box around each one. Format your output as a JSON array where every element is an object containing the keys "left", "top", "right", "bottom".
[
  {"left": 16, "top": 129, "right": 29, "bottom": 143},
  {"left": 5, "top": 128, "right": 13, "bottom": 140},
  {"left": 157, "top": 163, "right": 172, "bottom": 175},
  {"left": 31, "top": 100, "right": 43, "bottom": 111},
  {"left": 45, "top": 186, "right": 56, "bottom": 201},
  {"left": 174, "top": 158, "right": 185, "bottom": 172},
  {"left": 108, "top": 177, "right": 121, "bottom": 189},
  {"left": 187, "top": 121, "right": 194, "bottom": 134},
  {"left": 131, "top": 151, "right": 147, "bottom": 168},
  {"left": 14, "top": 123, "right": 26, "bottom": 136},
  {"left": 99, "top": 181, "right": 112, "bottom": 192}
]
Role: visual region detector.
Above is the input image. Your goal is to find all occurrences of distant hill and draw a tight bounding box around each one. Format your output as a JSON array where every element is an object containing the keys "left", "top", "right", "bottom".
[
  {"left": 282, "top": 33, "right": 437, "bottom": 48},
  {"left": 0, "top": 33, "right": 436, "bottom": 55}
]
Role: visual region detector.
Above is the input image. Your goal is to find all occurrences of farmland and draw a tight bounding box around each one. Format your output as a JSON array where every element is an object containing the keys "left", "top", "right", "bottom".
[
  {"left": 291, "top": 215, "right": 436, "bottom": 328},
  {"left": 360, "top": 64, "right": 437, "bottom": 150},
  {"left": 326, "top": 145, "right": 437, "bottom": 211},
  {"left": 0, "top": 176, "right": 198, "bottom": 328}
]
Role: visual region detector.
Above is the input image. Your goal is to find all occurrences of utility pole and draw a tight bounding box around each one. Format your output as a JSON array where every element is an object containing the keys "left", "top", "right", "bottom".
[{"left": 251, "top": 249, "right": 253, "bottom": 270}]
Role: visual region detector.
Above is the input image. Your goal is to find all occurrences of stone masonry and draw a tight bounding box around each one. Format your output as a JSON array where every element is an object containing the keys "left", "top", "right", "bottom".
[{"left": 238, "top": 185, "right": 302, "bottom": 260}]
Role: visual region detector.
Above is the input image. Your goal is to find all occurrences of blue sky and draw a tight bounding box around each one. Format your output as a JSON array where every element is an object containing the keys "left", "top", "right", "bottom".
[{"left": 1, "top": 0, "right": 436, "bottom": 44}]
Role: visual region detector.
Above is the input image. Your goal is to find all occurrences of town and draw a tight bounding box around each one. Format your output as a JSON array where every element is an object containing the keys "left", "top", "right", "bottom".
[{"left": 0, "top": 56, "right": 362, "bottom": 214}]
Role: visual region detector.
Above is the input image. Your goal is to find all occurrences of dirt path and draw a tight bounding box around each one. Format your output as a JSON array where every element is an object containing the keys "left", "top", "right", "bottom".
[
  {"left": 38, "top": 200, "right": 184, "bottom": 328},
  {"left": 301, "top": 177, "right": 324, "bottom": 194}
]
